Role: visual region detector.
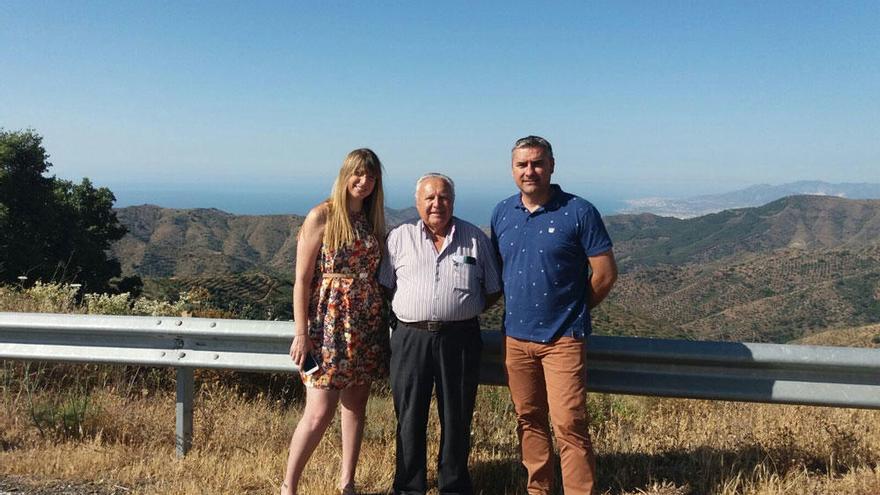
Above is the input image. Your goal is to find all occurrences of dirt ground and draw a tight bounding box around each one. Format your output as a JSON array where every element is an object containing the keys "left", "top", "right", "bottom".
[{"left": 0, "top": 476, "right": 133, "bottom": 495}]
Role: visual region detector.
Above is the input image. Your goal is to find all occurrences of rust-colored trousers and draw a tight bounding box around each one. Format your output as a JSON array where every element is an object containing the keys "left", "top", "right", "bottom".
[{"left": 505, "top": 336, "right": 596, "bottom": 495}]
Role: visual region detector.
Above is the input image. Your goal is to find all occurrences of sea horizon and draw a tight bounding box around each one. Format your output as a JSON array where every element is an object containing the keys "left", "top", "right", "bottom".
[{"left": 109, "top": 181, "right": 638, "bottom": 226}]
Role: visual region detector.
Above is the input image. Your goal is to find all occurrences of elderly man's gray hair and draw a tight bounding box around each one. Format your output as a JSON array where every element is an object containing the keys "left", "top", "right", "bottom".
[
  {"left": 512, "top": 135, "right": 553, "bottom": 159},
  {"left": 415, "top": 172, "right": 456, "bottom": 200}
]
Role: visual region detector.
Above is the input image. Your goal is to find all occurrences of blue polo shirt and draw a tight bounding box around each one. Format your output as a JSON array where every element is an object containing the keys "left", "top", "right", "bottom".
[{"left": 490, "top": 185, "right": 613, "bottom": 342}]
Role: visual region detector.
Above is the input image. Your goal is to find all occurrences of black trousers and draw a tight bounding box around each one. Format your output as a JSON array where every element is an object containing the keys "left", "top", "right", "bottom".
[{"left": 390, "top": 320, "right": 482, "bottom": 495}]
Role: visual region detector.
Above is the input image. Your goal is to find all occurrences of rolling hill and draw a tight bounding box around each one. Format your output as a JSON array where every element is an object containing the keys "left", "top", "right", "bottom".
[
  {"left": 112, "top": 196, "right": 880, "bottom": 343},
  {"left": 609, "top": 244, "right": 880, "bottom": 342},
  {"left": 605, "top": 196, "right": 880, "bottom": 342},
  {"left": 112, "top": 205, "right": 303, "bottom": 277},
  {"left": 112, "top": 205, "right": 419, "bottom": 278},
  {"left": 606, "top": 195, "right": 880, "bottom": 270}
]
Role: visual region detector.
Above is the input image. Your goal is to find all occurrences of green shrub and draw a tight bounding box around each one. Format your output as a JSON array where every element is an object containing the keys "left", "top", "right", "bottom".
[
  {"left": 588, "top": 394, "right": 643, "bottom": 427},
  {"left": 30, "top": 392, "right": 100, "bottom": 440}
]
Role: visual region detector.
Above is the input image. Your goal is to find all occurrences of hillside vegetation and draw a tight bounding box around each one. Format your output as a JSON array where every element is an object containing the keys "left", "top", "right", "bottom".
[
  {"left": 607, "top": 195, "right": 880, "bottom": 269},
  {"left": 112, "top": 205, "right": 419, "bottom": 278},
  {"left": 143, "top": 272, "right": 293, "bottom": 320},
  {"left": 111, "top": 196, "right": 880, "bottom": 344},
  {"left": 610, "top": 244, "right": 880, "bottom": 342},
  {"left": 604, "top": 196, "right": 880, "bottom": 342},
  {"left": 112, "top": 205, "right": 304, "bottom": 277},
  {"left": 795, "top": 323, "right": 880, "bottom": 348}
]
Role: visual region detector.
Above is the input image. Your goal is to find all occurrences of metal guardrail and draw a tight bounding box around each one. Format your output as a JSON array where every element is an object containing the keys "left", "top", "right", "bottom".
[{"left": 2, "top": 312, "right": 879, "bottom": 456}]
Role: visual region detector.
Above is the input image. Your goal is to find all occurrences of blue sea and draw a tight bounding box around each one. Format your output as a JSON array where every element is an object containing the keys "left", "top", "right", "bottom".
[{"left": 111, "top": 180, "right": 636, "bottom": 226}]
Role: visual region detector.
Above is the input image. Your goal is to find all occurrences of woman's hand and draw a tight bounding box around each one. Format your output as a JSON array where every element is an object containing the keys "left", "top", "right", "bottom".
[{"left": 289, "top": 333, "right": 314, "bottom": 370}]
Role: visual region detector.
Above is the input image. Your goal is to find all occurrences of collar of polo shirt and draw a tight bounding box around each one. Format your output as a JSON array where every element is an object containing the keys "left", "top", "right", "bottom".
[{"left": 516, "top": 184, "right": 563, "bottom": 212}]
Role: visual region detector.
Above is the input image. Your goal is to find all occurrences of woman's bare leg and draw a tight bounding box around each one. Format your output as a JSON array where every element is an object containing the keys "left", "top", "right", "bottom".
[
  {"left": 281, "top": 387, "right": 340, "bottom": 495},
  {"left": 338, "top": 383, "right": 371, "bottom": 493}
]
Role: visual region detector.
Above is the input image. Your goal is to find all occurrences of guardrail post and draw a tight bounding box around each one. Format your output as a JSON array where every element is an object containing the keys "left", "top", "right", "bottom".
[{"left": 176, "top": 367, "right": 194, "bottom": 457}]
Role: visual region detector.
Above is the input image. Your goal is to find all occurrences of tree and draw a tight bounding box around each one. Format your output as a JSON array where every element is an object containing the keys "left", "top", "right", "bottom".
[{"left": 0, "top": 129, "right": 128, "bottom": 292}]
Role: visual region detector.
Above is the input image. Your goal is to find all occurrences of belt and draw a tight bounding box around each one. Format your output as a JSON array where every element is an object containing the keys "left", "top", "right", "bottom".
[
  {"left": 323, "top": 272, "right": 369, "bottom": 279},
  {"left": 402, "top": 317, "right": 478, "bottom": 332}
]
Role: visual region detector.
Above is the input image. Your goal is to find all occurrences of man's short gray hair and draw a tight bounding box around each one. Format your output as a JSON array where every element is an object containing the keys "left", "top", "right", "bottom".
[
  {"left": 512, "top": 135, "right": 553, "bottom": 159},
  {"left": 415, "top": 172, "right": 455, "bottom": 200}
]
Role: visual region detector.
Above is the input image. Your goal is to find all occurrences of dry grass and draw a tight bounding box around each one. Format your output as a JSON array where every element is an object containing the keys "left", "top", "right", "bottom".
[
  {"left": 2, "top": 375, "right": 878, "bottom": 495},
  {"left": 796, "top": 323, "right": 880, "bottom": 348},
  {"left": 2, "top": 285, "right": 878, "bottom": 494}
]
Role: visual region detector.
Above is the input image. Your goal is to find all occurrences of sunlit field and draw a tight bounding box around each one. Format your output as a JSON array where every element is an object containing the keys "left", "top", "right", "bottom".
[
  {"left": 1, "top": 285, "right": 879, "bottom": 494},
  {"left": 1, "top": 366, "right": 878, "bottom": 495}
]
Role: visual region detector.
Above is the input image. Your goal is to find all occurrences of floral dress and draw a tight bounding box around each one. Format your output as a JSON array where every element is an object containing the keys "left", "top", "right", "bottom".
[{"left": 301, "top": 212, "right": 389, "bottom": 389}]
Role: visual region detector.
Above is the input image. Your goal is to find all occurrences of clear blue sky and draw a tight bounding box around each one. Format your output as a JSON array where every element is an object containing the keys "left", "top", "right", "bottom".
[{"left": 2, "top": 1, "right": 878, "bottom": 219}]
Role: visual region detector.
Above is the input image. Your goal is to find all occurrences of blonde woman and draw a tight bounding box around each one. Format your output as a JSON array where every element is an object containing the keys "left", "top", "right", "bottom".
[{"left": 281, "top": 149, "right": 389, "bottom": 495}]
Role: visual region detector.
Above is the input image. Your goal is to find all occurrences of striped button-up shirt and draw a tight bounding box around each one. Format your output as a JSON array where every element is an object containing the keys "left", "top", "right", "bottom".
[{"left": 379, "top": 217, "right": 501, "bottom": 323}]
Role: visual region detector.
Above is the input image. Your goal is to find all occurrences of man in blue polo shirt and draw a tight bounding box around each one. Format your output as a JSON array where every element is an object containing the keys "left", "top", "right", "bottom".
[{"left": 491, "top": 135, "right": 617, "bottom": 495}]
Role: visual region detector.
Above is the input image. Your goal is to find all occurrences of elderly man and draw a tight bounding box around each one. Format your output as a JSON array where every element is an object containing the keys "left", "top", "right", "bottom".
[
  {"left": 491, "top": 136, "right": 617, "bottom": 495},
  {"left": 380, "top": 172, "right": 501, "bottom": 495}
]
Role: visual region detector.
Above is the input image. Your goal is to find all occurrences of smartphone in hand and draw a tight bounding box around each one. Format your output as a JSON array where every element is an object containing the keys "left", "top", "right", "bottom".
[{"left": 301, "top": 352, "right": 320, "bottom": 375}]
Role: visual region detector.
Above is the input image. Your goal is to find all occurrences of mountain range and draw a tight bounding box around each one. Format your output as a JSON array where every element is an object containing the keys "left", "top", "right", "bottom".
[
  {"left": 607, "top": 195, "right": 880, "bottom": 269},
  {"left": 112, "top": 205, "right": 418, "bottom": 277},
  {"left": 111, "top": 196, "right": 880, "bottom": 344},
  {"left": 618, "top": 181, "right": 880, "bottom": 218},
  {"left": 602, "top": 195, "right": 880, "bottom": 342}
]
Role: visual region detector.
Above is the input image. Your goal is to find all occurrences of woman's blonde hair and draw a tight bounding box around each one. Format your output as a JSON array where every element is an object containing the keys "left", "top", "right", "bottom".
[{"left": 323, "top": 148, "right": 386, "bottom": 251}]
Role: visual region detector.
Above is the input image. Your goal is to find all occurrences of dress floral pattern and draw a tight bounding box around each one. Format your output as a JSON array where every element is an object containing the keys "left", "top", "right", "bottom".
[{"left": 301, "top": 212, "right": 389, "bottom": 389}]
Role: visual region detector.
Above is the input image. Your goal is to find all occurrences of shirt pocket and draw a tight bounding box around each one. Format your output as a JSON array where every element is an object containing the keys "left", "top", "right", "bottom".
[{"left": 453, "top": 262, "right": 479, "bottom": 292}]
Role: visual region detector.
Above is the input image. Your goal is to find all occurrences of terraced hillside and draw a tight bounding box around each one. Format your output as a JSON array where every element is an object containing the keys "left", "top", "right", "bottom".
[{"left": 143, "top": 272, "right": 293, "bottom": 320}]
